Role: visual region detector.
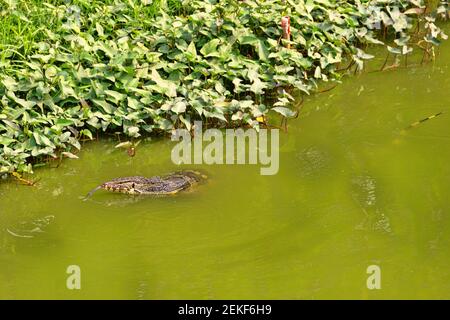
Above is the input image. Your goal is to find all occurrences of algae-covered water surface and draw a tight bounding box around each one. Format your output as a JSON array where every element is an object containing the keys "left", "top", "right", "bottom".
[{"left": 1, "top": 23, "right": 449, "bottom": 299}]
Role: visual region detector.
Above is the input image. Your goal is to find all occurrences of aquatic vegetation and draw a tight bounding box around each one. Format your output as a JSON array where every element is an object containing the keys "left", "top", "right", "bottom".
[
  {"left": 115, "top": 139, "right": 141, "bottom": 157},
  {"left": 0, "top": 0, "right": 448, "bottom": 174}
]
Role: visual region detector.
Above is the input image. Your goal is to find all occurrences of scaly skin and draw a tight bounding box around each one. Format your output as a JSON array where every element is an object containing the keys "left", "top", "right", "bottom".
[{"left": 85, "top": 170, "right": 207, "bottom": 199}]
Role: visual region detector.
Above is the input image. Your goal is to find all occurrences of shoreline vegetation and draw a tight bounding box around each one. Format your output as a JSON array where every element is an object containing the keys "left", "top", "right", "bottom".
[{"left": 0, "top": 0, "right": 448, "bottom": 175}]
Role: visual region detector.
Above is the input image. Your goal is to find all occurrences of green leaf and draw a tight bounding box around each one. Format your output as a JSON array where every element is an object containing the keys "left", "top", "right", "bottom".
[
  {"left": 232, "top": 78, "right": 243, "bottom": 93},
  {"left": 45, "top": 66, "right": 58, "bottom": 79},
  {"left": 203, "top": 110, "right": 227, "bottom": 122},
  {"left": 257, "top": 40, "right": 269, "bottom": 61},
  {"left": 250, "top": 78, "right": 267, "bottom": 95},
  {"left": 127, "top": 97, "right": 141, "bottom": 110},
  {"left": 314, "top": 66, "right": 322, "bottom": 78},
  {"left": 127, "top": 126, "right": 140, "bottom": 137},
  {"left": 105, "top": 90, "right": 126, "bottom": 104},
  {"left": 387, "top": 46, "right": 402, "bottom": 55},
  {"left": 115, "top": 141, "right": 133, "bottom": 149},
  {"left": 95, "top": 23, "right": 104, "bottom": 37},
  {"left": 239, "top": 36, "right": 268, "bottom": 61},
  {"left": 151, "top": 69, "right": 177, "bottom": 98},
  {"left": 55, "top": 118, "right": 74, "bottom": 127},
  {"left": 0, "top": 136, "right": 15, "bottom": 146},
  {"left": 33, "top": 132, "right": 55, "bottom": 148},
  {"left": 271, "top": 107, "right": 296, "bottom": 118},
  {"left": 356, "top": 49, "right": 374, "bottom": 60},
  {"left": 186, "top": 41, "right": 197, "bottom": 61},
  {"left": 172, "top": 101, "right": 187, "bottom": 114},
  {"left": 247, "top": 68, "right": 260, "bottom": 83},
  {"left": 7, "top": 91, "right": 35, "bottom": 109},
  {"left": 60, "top": 81, "right": 77, "bottom": 98},
  {"left": 239, "top": 35, "right": 259, "bottom": 45},
  {"left": 179, "top": 114, "right": 192, "bottom": 131},
  {"left": 200, "top": 39, "right": 221, "bottom": 57},
  {"left": 62, "top": 152, "right": 79, "bottom": 159},
  {"left": 80, "top": 129, "right": 93, "bottom": 140},
  {"left": 1, "top": 76, "right": 18, "bottom": 91},
  {"left": 92, "top": 99, "right": 114, "bottom": 114}
]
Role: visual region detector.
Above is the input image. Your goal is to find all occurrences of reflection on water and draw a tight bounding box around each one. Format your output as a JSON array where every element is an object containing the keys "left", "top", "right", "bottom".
[
  {"left": 6, "top": 215, "right": 55, "bottom": 239},
  {"left": 351, "top": 174, "right": 392, "bottom": 234},
  {"left": 0, "top": 25, "right": 449, "bottom": 299},
  {"left": 296, "top": 146, "right": 330, "bottom": 178}
]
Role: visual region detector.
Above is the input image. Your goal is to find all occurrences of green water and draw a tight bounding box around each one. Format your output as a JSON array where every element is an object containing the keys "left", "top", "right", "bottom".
[{"left": 1, "top": 31, "right": 450, "bottom": 300}]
